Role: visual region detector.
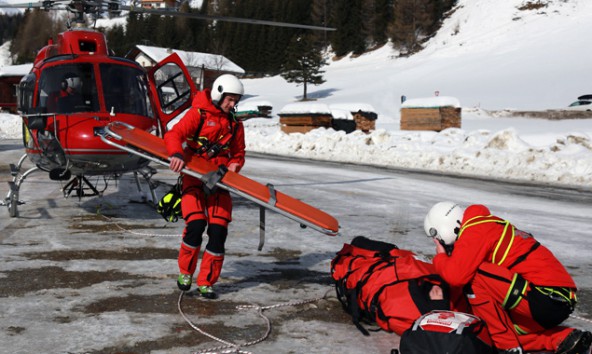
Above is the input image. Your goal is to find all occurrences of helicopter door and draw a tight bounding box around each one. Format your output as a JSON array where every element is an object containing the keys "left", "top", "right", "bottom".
[{"left": 147, "top": 53, "right": 197, "bottom": 134}]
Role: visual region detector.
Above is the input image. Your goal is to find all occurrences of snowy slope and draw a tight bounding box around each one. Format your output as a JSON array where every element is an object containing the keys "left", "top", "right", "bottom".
[{"left": 243, "top": 0, "right": 592, "bottom": 121}]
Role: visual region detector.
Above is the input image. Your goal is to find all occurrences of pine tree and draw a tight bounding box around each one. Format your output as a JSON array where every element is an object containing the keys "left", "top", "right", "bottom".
[
  {"left": 280, "top": 34, "right": 327, "bottom": 101},
  {"left": 10, "top": 9, "right": 62, "bottom": 63},
  {"left": 329, "top": 0, "right": 365, "bottom": 57},
  {"left": 2, "top": 0, "right": 458, "bottom": 72},
  {"left": 389, "top": 0, "right": 433, "bottom": 55},
  {"left": 0, "top": 13, "right": 24, "bottom": 45},
  {"left": 360, "top": 0, "right": 392, "bottom": 48},
  {"left": 310, "top": 0, "right": 331, "bottom": 46},
  {"left": 104, "top": 24, "right": 127, "bottom": 56}
]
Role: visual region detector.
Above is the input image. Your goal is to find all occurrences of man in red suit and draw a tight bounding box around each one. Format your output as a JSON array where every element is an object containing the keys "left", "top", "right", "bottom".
[
  {"left": 423, "top": 201, "right": 591, "bottom": 354},
  {"left": 165, "top": 74, "right": 245, "bottom": 299}
]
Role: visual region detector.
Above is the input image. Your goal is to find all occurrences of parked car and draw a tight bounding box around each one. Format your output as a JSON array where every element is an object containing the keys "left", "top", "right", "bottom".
[{"left": 566, "top": 95, "right": 592, "bottom": 111}]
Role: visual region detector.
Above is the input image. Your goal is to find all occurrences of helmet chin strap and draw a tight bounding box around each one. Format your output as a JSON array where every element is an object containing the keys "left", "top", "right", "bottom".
[{"left": 437, "top": 238, "right": 455, "bottom": 256}]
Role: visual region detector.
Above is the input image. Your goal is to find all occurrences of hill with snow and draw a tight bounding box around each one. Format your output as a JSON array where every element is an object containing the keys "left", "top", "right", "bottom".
[{"left": 241, "top": 0, "right": 592, "bottom": 121}]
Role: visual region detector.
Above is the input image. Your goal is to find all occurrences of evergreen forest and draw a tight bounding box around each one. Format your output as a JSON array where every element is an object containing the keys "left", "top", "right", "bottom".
[{"left": 2, "top": 0, "right": 457, "bottom": 76}]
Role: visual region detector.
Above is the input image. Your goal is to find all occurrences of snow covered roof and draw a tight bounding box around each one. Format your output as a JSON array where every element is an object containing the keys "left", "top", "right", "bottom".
[
  {"left": 401, "top": 96, "right": 461, "bottom": 109},
  {"left": 239, "top": 100, "right": 273, "bottom": 111},
  {"left": 279, "top": 102, "right": 332, "bottom": 115},
  {"left": 134, "top": 45, "right": 245, "bottom": 74},
  {"left": 329, "top": 102, "right": 376, "bottom": 113},
  {"left": 278, "top": 102, "right": 375, "bottom": 119},
  {"left": 0, "top": 63, "right": 32, "bottom": 77}
]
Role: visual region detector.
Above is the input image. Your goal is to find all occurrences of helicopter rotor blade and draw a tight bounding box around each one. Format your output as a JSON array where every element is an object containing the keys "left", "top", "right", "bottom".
[
  {"left": 0, "top": 0, "right": 70, "bottom": 10},
  {"left": 0, "top": 0, "right": 335, "bottom": 31},
  {"left": 0, "top": 1, "right": 44, "bottom": 9},
  {"left": 119, "top": 5, "right": 336, "bottom": 31}
]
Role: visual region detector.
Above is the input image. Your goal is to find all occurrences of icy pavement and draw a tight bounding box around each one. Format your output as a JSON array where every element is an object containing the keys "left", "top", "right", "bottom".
[{"left": 1, "top": 140, "right": 590, "bottom": 353}]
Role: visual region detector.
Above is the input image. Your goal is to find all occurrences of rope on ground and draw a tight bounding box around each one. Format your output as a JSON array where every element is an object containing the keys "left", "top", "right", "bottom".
[
  {"left": 99, "top": 214, "right": 182, "bottom": 237},
  {"left": 178, "top": 290, "right": 331, "bottom": 354}
]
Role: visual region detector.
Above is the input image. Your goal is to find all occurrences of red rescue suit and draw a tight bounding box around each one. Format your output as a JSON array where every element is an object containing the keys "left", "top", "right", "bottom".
[
  {"left": 164, "top": 89, "right": 245, "bottom": 286},
  {"left": 433, "top": 204, "right": 577, "bottom": 352}
]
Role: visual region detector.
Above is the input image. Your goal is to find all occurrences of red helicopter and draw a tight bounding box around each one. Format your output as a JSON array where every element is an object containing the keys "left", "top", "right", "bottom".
[{"left": 0, "top": 0, "right": 334, "bottom": 217}]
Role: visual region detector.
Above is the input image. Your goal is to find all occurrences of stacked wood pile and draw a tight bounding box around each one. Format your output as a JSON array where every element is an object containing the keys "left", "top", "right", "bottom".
[
  {"left": 353, "top": 110, "right": 378, "bottom": 132},
  {"left": 279, "top": 114, "right": 333, "bottom": 134},
  {"left": 400, "top": 97, "right": 461, "bottom": 131},
  {"left": 279, "top": 103, "right": 378, "bottom": 134},
  {"left": 400, "top": 107, "right": 461, "bottom": 131}
]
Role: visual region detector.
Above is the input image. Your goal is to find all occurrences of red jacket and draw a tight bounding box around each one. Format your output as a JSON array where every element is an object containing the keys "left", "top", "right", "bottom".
[
  {"left": 433, "top": 204, "right": 576, "bottom": 289},
  {"left": 164, "top": 89, "right": 245, "bottom": 171}
]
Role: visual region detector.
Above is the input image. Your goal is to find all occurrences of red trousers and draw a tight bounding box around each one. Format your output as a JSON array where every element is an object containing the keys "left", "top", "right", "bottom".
[
  {"left": 469, "top": 262, "right": 572, "bottom": 352},
  {"left": 181, "top": 176, "right": 233, "bottom": 226},
  {"left": 178, "top": 244, "right": 224, "bottom": 287},
  {"left": 177, "top": 176, "right": 231, "bottom": 286}
]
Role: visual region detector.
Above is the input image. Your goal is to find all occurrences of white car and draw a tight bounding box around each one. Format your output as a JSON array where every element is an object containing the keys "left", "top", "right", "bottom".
[{"left": 566, "top": 95, "right": 592, "bottom": 111}]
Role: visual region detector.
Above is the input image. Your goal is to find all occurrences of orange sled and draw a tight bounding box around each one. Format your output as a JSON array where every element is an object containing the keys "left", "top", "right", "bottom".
[{"left": 100, "top": 122, "right": 340, "bottom": 245}]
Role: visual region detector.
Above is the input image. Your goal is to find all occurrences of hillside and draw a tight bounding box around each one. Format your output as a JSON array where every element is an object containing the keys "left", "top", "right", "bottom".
[{"left": 242, "top": 0, "right": 592, "bottom": 124}]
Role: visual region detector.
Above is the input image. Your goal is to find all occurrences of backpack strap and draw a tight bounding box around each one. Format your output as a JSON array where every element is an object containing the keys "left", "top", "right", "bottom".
[{"left": 191, "top": 109, "right": 206, "bottom": 144}]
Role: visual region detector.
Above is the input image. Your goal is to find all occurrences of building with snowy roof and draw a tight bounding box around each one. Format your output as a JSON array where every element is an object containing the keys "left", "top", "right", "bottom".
[
  {"left": 127, "top": 45, "right": 245, "bottom": 90},
  {"left": 0, "top": 63, "right": 33, "bottom": 113}
]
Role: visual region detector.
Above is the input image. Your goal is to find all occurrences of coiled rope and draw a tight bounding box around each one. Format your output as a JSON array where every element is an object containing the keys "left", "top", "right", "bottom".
[{"left": 178, "top": 290, "right": 330, "bottom": 354}]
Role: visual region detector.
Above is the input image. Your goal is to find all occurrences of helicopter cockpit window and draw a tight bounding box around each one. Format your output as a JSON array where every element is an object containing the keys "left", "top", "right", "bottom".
[
  {"left": 18, "top": 73, "right": 36, "bottom": 114},
  {"left": 38, "top": 64, "right": 99, "bottom": 114},
  {"left": 100, "top": 64, "right": 153, "bottom": 118},
  {"left": 153, "top": 63, "right": 192, "bottom": 114}
]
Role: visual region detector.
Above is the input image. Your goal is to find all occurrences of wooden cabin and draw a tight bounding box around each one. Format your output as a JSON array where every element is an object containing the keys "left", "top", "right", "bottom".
[
  {"left": 0, "top": 64, "right": 33, "bottom": 113},
  {"left": 127, "top": 45, "right": 245, "bottom": 90}
]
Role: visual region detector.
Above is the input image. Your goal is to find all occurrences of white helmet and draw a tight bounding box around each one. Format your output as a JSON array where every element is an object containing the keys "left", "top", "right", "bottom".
[
  {"left": 62, "top": 73, "right": 82, "bottom": 91},
  {"left": 424, "top": 201, "right": 465, "bottom": 245},
  {"left": 211, "top": 74, "right": 244, "bottom": 104}
]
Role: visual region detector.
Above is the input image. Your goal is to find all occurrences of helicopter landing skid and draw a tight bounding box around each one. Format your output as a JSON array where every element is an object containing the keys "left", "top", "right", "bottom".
[
  {"left": 2, "top": 154, "right": 41, "bottom": 217},
  {"left": 62, "top": 175, "right": 101, "bottom": 199},
  {"left": 133, "top": 166, "right": 159, "bottom": 206}
]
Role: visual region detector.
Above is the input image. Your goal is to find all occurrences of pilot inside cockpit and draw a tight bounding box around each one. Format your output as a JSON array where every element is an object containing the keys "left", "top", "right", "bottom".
[{"left": 46, "top": 72, "right": 85, "bottom": 113}]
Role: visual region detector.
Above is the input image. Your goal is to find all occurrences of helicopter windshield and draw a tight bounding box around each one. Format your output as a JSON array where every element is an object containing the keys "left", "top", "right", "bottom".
[
  {"left": 100, "top": 64, "right": 153, "bottom": 117},
  {"left": 38, "top": 63, "right": 99, "bottom": 114}
]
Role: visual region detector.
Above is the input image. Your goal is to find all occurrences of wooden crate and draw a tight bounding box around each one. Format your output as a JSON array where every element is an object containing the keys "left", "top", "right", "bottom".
[
  {"left": 400, "top": 107, "right": 461, "bottom": 131},
  {"left": 279, "top": 114, "right": 332, "bottom": 134}
]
